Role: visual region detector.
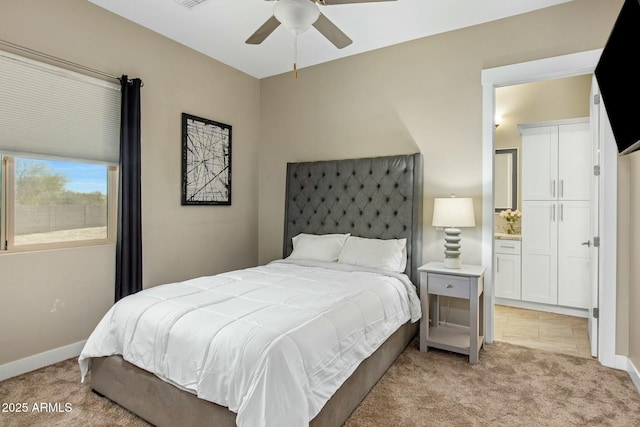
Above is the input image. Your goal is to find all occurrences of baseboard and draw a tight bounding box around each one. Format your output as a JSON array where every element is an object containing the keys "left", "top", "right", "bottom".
[
  {"left": 627, "top": 357, "right": 640, "bottom": 394},
  {"left": 0, "top": 340, "right": 86, "bottom": 382}
]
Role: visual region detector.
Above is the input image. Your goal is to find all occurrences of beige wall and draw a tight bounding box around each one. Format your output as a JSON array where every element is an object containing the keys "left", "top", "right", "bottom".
[
  {"left": 0, "top": 0, "right": 260, "bottom": 365},
  {"left": 258, "top": 1, "right": 625, "bottom": 338},
  {"left": 258, "top": 0, "right": 621, "bottom": 265},
  {"left": 623, "top": 152, "right": 640, "bottom": 367}
]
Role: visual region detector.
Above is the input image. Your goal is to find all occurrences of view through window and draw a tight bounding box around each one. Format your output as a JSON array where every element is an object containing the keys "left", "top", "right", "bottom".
[{"left": 10, "top": 157, "right": 109, "bottom": 247}]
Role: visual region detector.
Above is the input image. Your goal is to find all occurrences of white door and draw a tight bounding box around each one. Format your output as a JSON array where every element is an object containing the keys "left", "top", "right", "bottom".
[
  {"left": 521, "top": 200, "right": 558, "bottom": 304},
  {"left": 588, "top": 76, "right": 601, "bottom": 357},
  {"left": 521, "top": 126, "right": 558, "bottom": 200},
  {"left": 557, "top": 201, "right": 591, "bottom": 308},
  {"left": 558, "top": 122, "right": 592, "bottom": 201}
]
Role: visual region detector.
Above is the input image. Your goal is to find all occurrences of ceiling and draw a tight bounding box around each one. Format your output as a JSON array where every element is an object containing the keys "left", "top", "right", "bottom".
[{"left": 88, "top": 0, "right": 572, "bottom": 79}]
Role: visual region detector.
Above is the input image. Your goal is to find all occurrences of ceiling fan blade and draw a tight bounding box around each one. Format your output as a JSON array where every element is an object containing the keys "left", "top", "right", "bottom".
[
  {"left": 245, "top": 15, "right": 281, "bottom": 45},
  {"left": 317, "top": 0, "right": 396, "bottom": 5},
  {"left": 313, "top": 13, "right": 352, "bottom": 49}
]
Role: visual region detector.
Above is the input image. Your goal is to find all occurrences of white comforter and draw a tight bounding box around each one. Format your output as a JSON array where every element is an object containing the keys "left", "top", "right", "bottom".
[{"left": 79, "top": 260, "right": 421, "bottom": 427}]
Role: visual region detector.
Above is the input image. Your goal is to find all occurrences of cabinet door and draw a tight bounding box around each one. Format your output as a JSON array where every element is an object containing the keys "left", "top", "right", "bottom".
[
  {"left": 522, "top": 126, "right": 558, "bottom": 200},
  {"left": 495, "top": 253, "right": 521, "bottom": 300},
  {"left": 557, "top": 201, "right": 591, "bottom": 308},
  {"left": 558, "top": 122, "right": 591, "bottom": 201},
  {"left": 521, "top": 201, "right": 558, "bottom": 304}
]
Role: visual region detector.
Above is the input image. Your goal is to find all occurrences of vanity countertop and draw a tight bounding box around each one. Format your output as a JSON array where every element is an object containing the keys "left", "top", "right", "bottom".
[{"left": 495, "top": 233, "right": 521, "bottom": 241}]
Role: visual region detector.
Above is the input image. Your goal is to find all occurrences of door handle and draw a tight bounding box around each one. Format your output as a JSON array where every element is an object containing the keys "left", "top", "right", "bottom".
[{"left": 582, "top": 241, "right": 591, "bottom": 247}]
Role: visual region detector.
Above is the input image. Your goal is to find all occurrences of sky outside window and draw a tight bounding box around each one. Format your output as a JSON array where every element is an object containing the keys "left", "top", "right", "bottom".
[{"left": 19, "top": 158, "right": 107, "bottom": 194}]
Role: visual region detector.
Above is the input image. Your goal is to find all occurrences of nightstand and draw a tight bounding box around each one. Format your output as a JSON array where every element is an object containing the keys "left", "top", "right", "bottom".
[{"left": 418, "top": 261, "right": 486, "bottom": 364}]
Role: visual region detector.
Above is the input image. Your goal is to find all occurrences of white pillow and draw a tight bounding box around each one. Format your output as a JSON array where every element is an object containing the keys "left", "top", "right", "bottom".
[
  {"left": 287, "top": 233, "right": 350, "bottom": 262},
  {"left": 338, "top": 236, "right": 407, "bottom": 272}
]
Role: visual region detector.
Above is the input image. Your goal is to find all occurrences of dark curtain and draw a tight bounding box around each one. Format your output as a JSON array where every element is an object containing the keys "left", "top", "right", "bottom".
[{"left": 115, "top": 75, "right": 143, "bottom": 302}]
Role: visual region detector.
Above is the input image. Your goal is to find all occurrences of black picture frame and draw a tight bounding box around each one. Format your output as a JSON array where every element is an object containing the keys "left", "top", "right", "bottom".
[{"left": 181, "top": 113, "right": 232, "bottom": 205}]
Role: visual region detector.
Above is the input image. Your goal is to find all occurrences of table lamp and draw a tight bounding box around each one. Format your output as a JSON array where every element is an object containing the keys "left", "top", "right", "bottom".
[{"left": 432, "top": 195, "right": 476, "bottom": 269}]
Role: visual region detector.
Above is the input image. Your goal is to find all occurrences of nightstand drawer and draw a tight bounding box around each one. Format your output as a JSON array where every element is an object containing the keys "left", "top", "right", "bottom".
[{"left": 428, "top": 274, "right": 470, "bottom": 299}]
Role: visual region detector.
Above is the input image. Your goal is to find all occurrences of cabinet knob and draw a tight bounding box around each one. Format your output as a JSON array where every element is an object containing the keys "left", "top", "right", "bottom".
[{"left": 445, "top": 284, "right": 453, "bottom": 288}]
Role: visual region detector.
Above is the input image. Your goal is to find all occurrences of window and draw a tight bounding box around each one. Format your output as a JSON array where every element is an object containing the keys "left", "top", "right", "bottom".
[
  {"left": 0, "top": 50, "right": 121, "bottom": 252},
  {"left": 1, "top": 156, "right": 117, "bottom": 250}
]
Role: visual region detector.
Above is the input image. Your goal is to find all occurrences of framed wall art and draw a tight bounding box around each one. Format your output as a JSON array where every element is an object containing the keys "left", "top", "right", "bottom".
[{"left": 181, "top": 113, "right": 232, "bottom": 205}]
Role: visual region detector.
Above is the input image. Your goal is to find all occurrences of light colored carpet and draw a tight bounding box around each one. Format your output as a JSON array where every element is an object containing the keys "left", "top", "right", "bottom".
[
  {"left": 345, "top": 340, "right": 640, "bottom": 426},
  {"left": 1, "top": 340, "right": 638, "bottom": 426}
]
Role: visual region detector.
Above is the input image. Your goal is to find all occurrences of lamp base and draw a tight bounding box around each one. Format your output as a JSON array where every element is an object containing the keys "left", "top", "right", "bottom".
[
  {"left": 443, "top": 227, "right": 462, "bottom": 269},
  {"left": 443, "top": 257, "right": 462, "bottom": 269}
]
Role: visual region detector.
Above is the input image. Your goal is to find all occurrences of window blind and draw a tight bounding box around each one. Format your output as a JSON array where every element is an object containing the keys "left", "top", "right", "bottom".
[{"left": 0, "top": 50, "right": 121, "bottom": 164}]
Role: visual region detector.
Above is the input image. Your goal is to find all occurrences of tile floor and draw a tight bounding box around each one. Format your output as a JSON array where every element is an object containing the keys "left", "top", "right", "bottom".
[{"left": 494, "top": 304, "right": 593, "bottom": 359}]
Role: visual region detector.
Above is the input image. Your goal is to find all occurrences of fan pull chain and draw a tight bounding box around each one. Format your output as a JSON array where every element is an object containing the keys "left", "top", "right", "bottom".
[{"left": 293, "top": 34, "right": 298, "bottom": 79}]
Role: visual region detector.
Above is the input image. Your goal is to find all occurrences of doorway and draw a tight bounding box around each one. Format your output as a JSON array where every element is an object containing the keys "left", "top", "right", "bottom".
[
  {"left": 481, "top": 49, "right": 624, "bottom": 369},
  {"left": 493, "top": 77, "right": 593, "bottom": 359}
]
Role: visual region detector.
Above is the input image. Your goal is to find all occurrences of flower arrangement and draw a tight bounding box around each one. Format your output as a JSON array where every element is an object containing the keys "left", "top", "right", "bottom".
[{"left": 499, "top": 208, "right": 522, "bottom": 234}]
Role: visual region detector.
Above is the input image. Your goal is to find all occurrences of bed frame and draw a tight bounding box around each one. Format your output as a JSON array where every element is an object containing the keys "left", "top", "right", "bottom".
[{"left": 90, "top": 153, "right": 423, "bottom": 426}]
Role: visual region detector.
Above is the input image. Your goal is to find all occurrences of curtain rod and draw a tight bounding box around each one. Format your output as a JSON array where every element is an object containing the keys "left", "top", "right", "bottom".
[{"left": 0, "top": 38, "right": 143, "bottom": 86}]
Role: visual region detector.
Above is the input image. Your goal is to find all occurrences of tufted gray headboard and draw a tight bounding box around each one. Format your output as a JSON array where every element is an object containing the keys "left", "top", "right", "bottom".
[{"left": 283, "top": 153, "right": 423, "bottom": 285}]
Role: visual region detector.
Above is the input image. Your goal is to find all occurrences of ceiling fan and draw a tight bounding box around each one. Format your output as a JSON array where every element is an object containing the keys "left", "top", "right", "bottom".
[{"left": 246, "top": 0, "right": 396, "bottom": 50}]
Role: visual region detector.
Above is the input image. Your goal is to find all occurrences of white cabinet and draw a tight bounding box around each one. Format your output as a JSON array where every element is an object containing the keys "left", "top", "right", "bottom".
[
  {"left": 521, "top": 201, "right": 558, "bottom": 304},
  {"left": 521, "top": 121, "right": 591, "bottom": 201},
  {"left": 494, "top": 240, "right": 521, "bottom": 300},
  {"left": 558, "top": 124, "right": 592, "bottom": 201},
  {"left": 520, "top": 119, "right": 591, "bottom": 310},
  {"left": 521, "top": 126, "right": 557, "bottom": 200},
  {"left": 521, "top": 200, "right": 590, "bottom": 308}
]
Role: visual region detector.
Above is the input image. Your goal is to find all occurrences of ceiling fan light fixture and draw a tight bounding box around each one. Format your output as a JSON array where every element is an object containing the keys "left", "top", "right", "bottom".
[{"left": 274, "top": 0, "right": 320, "bottom": 35}]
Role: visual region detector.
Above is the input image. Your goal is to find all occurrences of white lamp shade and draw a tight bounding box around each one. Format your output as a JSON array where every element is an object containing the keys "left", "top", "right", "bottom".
[
  {"left": 432, "top": 197, "right": 476, "bottom": 228},
  {"left": 274, "top": 0, "right": 320, "bottom": 34}
]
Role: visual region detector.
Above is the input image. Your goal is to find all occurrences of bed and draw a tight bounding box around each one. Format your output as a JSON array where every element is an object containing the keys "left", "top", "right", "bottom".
[{"left": 79, "top": 153, "right": 423, "bottom": 427}]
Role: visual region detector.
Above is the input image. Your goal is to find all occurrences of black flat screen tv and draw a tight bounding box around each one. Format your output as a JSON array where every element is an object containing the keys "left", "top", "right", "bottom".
[{"left": 594, "top": 0, "right": 640, "bottom": 155}]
